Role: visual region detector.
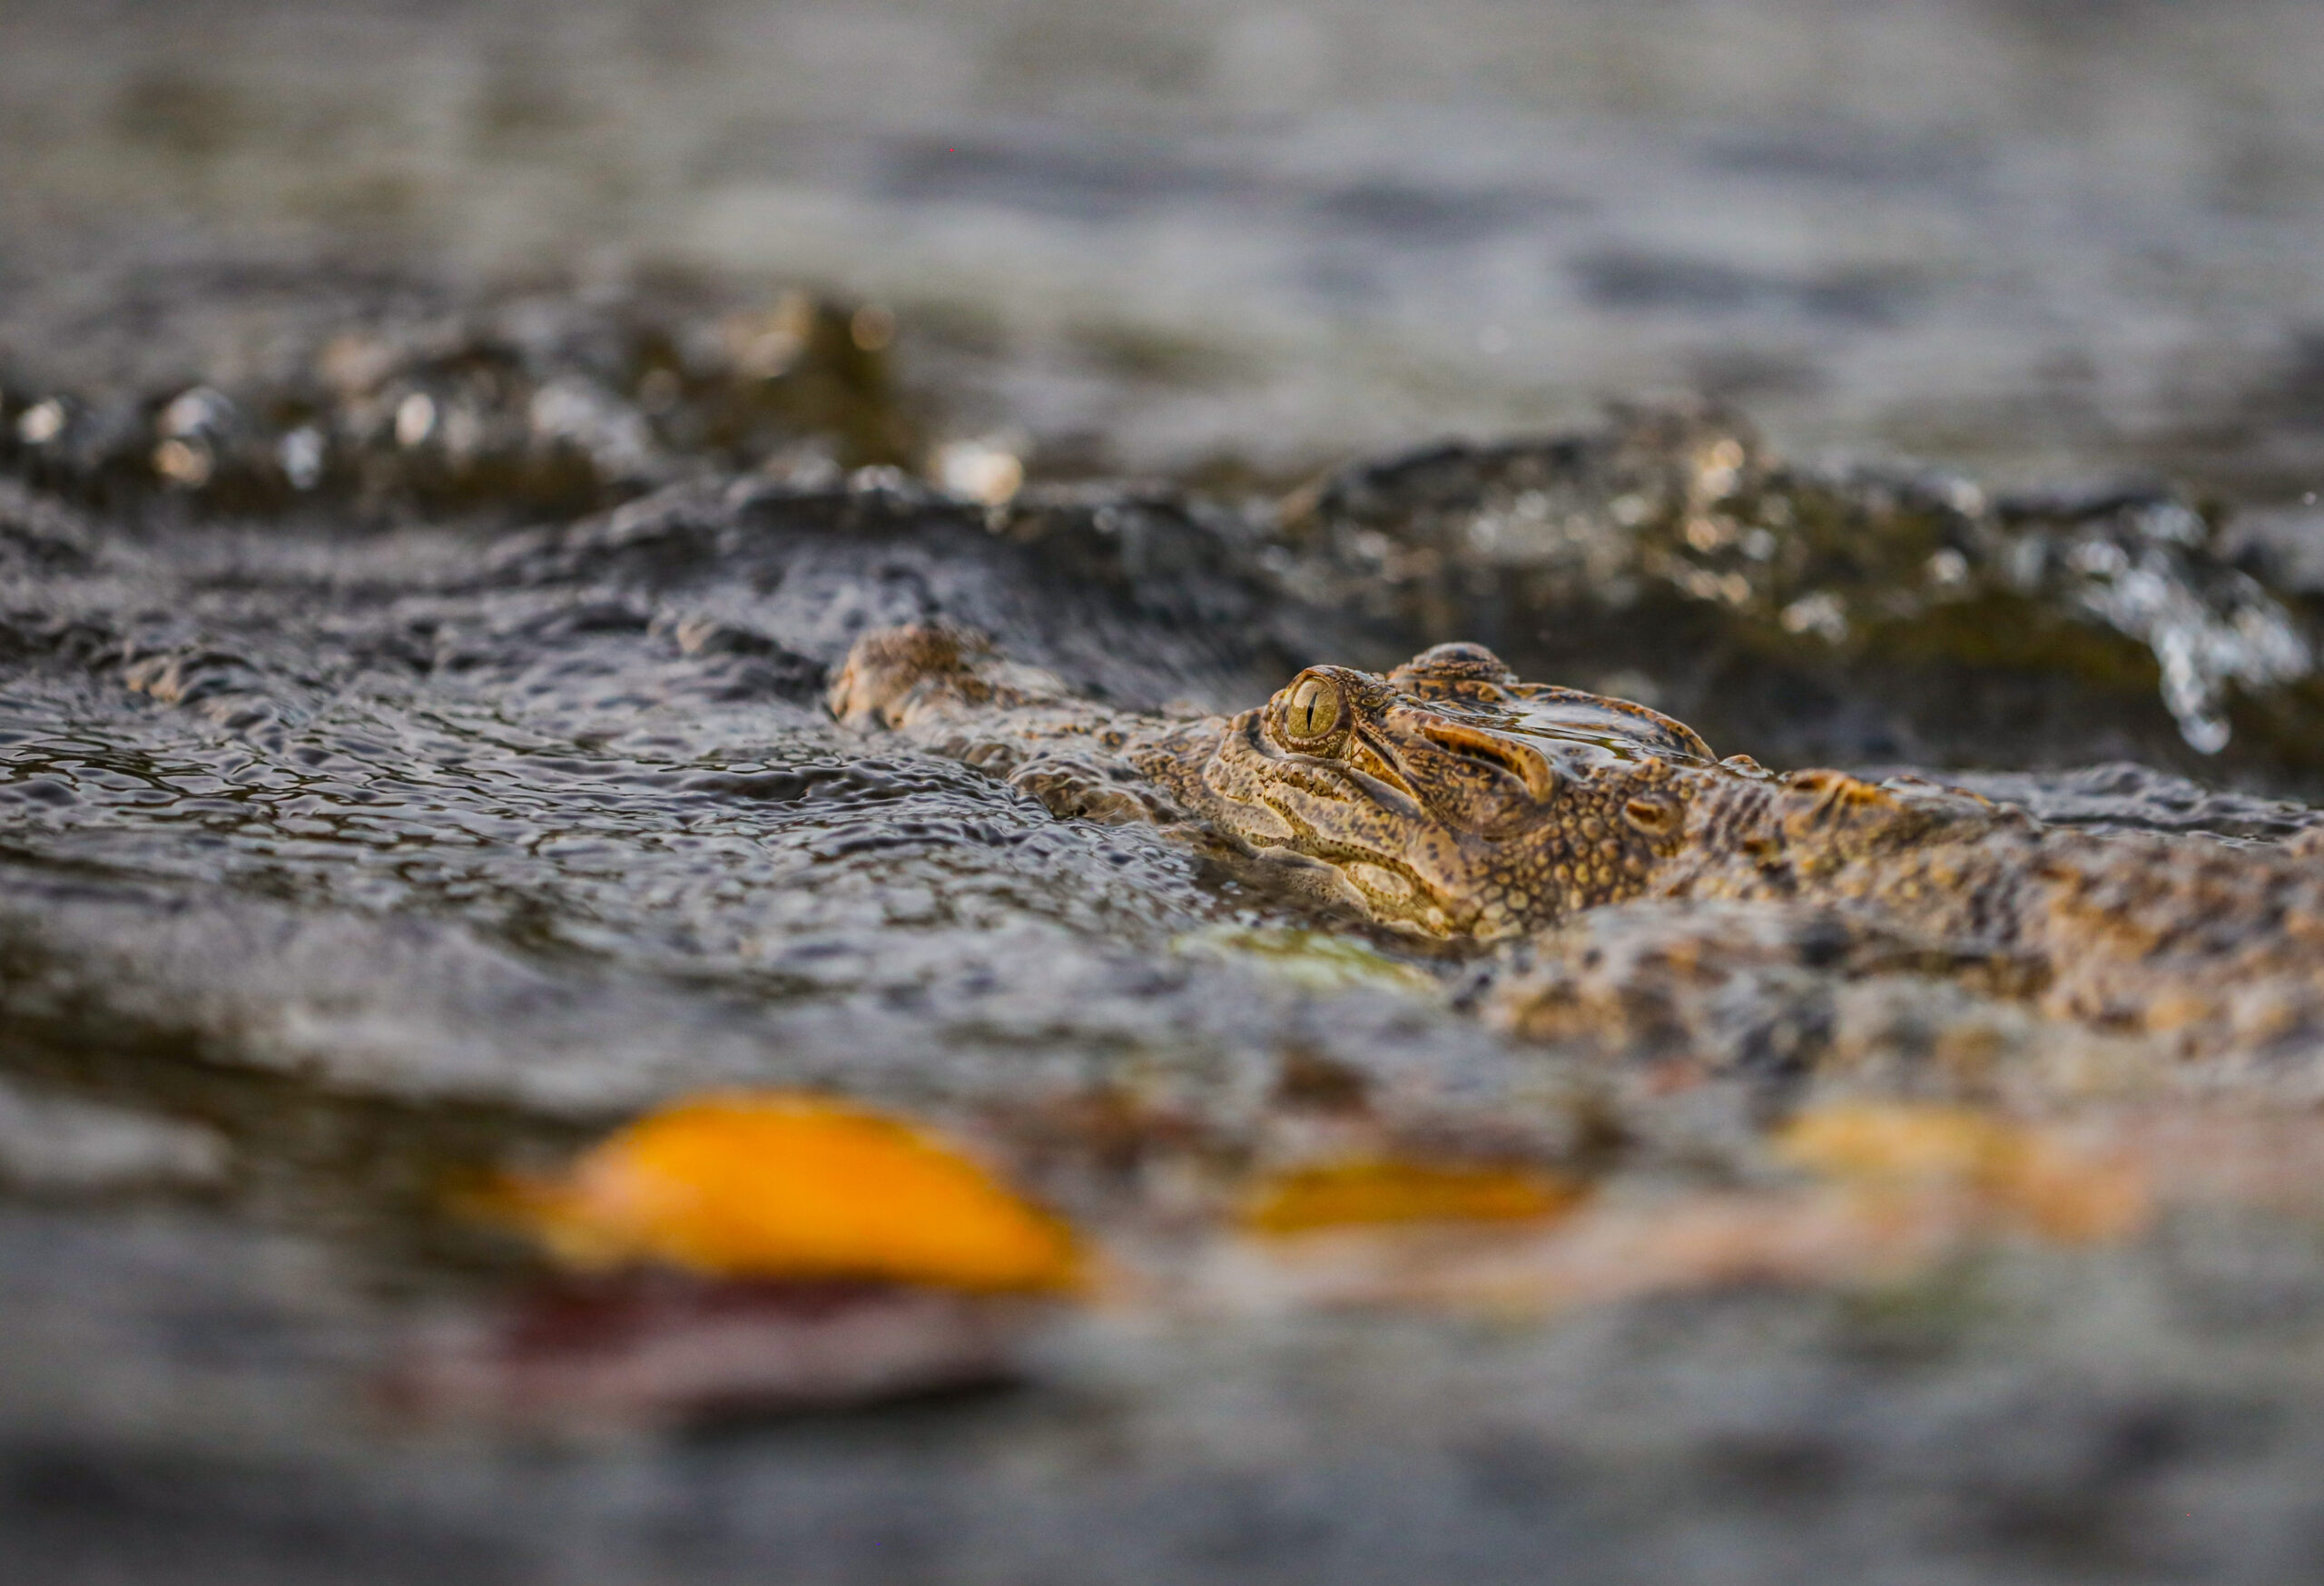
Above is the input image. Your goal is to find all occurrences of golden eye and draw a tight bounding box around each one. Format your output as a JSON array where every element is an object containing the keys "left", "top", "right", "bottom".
[{"left": 1284, "top": 675, "right": 1344, "bottom": 744}]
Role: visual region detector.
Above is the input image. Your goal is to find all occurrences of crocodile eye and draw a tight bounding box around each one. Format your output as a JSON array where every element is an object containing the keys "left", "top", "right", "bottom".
[{"left": 1283, "top": 675, "right": 1344, "bottom": 746}]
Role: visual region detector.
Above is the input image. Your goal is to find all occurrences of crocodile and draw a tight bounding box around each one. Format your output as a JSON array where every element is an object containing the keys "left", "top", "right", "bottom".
[{"left": 830, "top": 623, "right": 2324, "bottom": 1061}]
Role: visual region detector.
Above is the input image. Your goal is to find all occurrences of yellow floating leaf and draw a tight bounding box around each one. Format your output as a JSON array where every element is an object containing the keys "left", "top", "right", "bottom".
[
  {"left": 1776, "top": 1102, "right": 2146, "bottom": 1243},
  {"left": 1240, "top": 1157, "right": 1583, "bottom": 1236},
  {"left": 491, "top": 1093, "right": 1082, "bottom": 1292}
]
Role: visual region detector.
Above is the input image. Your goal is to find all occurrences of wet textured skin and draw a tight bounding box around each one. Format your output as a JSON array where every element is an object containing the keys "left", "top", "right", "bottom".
[{"left": 832, "top": 625, "right": 2324, "bottom": 1057}]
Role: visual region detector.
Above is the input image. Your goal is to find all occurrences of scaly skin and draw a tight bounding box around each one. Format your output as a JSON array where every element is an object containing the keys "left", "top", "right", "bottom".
[{"left": 830, "top": 625, "right": 2324, "bottom": 1056}]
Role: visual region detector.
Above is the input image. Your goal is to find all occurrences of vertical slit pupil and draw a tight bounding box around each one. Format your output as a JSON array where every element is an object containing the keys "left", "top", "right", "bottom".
[{"left": 1291, "top": 678, "right": 1339, "bottom": 739}]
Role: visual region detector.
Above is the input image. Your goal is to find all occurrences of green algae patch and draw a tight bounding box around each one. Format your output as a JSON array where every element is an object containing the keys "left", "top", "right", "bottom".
[{"left": 1172, "top": 924, "right": 1445, "bottom": 997}]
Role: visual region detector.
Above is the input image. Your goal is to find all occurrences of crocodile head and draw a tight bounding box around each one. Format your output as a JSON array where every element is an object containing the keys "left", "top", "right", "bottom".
[{"left": 1136, "top": 644, "right": 1718, "bottom": 939}]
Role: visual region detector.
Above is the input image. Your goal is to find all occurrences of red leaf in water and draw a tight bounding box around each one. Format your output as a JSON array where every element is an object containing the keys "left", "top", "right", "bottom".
[{"left": 385, "top": 1271, "right": 1046, "bottom": 1432}]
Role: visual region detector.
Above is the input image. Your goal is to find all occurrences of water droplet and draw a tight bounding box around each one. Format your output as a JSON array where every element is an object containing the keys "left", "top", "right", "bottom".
[
  {"left": 15, "top": 399, "right": 65, "bottom": 445},
  {"left": 932, "top": 439, "right": 1024, "bottom": 506},
  {"left": 152, "top": 437, "right": 213, "bottom": 488},
  {"left": 395, "top": 392, "right": 438, "bottom": 448},
  {"left": 279, "top": 427, "right": 326, "bottom": 490}
]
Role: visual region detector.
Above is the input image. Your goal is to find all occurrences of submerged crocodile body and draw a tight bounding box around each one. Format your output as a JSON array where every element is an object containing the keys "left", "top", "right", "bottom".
[{"left": 831, "top": 624, "right": 2324, "bottom": 1061}]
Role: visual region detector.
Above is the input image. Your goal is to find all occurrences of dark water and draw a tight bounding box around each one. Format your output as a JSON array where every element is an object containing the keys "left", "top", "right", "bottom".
[
  {"left": 12, "top": 3, "right": 2324, "bottom": 1581},
  {"left": 9, "top": 303, "right": 2324, "bottom": 1581}
]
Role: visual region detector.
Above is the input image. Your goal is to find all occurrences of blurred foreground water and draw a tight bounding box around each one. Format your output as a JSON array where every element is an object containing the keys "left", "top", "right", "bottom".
[{"left": 11, "top": 3, "right": 2324, "bottom": 1583}]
